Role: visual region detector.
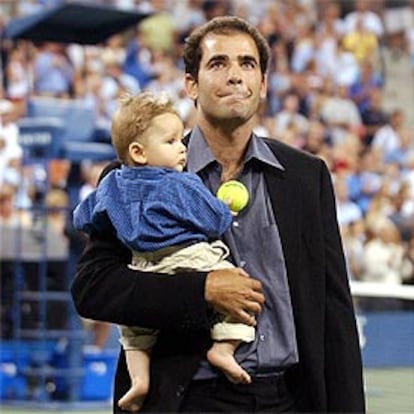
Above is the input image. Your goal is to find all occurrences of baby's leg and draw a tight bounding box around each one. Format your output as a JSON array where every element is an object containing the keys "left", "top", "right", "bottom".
[
  {"left": 207, "top": 340, "right": 251, "bottom": 384},
  {"left": 118, "top": 349, "right": 150, "bottom": 412}
]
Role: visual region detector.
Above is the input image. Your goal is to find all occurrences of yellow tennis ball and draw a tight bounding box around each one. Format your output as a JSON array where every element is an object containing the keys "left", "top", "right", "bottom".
[{"left": 216, "top": 180, "right": 249, "bottom": 212}]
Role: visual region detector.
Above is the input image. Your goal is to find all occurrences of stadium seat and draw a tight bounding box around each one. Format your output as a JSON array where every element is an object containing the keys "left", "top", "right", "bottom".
[
  {"left": 18, "top": 116, "right": 66, "bottom": 160},
  {"left": 25, "top": 97, "right": 115, "bottom": 161}
]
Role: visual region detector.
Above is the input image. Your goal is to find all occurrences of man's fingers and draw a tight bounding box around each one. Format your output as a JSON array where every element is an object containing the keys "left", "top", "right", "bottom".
[
  {"left": 249, "top": 290, "right": 265, "bottom": 305},
  {"left": 238, "top": 310, "right": 257, "bottom": 326},
  {"left": 249, "top": 278, "right": 263, "bottom": 293},
  {"left": 236, "top": 267, "right": 250, "bottom": 277},
  {"left": 204, "top": 268, "right": 265, "bottom": 324},
  {"left": 244, "top": 299, "right": 262, "bottom": 315}
]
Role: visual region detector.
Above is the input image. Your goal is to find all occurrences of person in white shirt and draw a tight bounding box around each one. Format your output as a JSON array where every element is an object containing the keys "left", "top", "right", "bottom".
[{"left": 343, "top": 0, "right": 384, "bottom": 38}]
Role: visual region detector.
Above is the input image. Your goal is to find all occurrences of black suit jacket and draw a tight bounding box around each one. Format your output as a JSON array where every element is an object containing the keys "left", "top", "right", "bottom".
[{"left": 71, "top": 137, "right": 365, "bottom": 412}]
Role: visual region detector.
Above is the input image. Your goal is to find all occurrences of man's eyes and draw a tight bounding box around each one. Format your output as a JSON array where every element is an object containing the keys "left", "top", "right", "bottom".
[
  {"left": 209, "top": 60, "right": 225, "bottom": 69},
  {"left": 241, "top": 59, "right": 257, "bottom": 69},
  {"left": 208, "top": 59, "right": 257, "bottom": 69}
]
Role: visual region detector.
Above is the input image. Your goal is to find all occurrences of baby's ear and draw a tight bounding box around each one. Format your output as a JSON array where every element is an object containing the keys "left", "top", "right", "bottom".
[{"left": 129, "top": 142, "right": 146, "bottom": 164}]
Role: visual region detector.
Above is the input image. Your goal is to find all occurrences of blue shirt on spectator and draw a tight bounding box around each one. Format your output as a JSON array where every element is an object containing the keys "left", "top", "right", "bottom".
[{"left": 33, "top": 50, "right": 73, "bottom": 96}]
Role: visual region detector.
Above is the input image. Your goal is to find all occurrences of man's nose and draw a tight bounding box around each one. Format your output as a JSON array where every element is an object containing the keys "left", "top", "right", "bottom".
[{"left": 227, "top": 64, "right": 243, "bottom": 84}]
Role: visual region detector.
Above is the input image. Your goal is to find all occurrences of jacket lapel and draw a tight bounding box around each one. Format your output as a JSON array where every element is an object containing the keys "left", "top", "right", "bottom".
[{"left": 262, "top": 160, "right": 302, "bottom": 289}]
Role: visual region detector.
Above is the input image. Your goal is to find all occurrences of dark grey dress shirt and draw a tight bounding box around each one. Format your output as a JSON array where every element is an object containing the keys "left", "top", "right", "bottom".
[{"left": 187, "top": 127, "right": 299, "bottom": 379}]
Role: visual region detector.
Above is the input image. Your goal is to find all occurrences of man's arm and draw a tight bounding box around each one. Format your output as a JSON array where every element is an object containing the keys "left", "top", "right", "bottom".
[
  {"left": 71, "top": 231, "right": 264, "bottom": 331},
  {"left": 319, "top": 162, "right": 365, "bottom": 412}
]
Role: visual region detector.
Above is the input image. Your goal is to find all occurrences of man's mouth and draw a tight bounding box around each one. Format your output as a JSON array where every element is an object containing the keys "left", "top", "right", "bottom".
[{"left": 218, "top": 89, "right": 250, "bottom": 99}]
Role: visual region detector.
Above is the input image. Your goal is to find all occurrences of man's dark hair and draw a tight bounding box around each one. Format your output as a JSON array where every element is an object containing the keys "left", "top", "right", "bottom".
[{"left": 183, "top": 16, "right": 270, "bottom": 80}]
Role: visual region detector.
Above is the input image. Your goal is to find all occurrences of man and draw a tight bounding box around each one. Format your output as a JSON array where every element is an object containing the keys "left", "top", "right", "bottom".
[{"left": 71, "top": 16, "right": 365, "bottom": 413}]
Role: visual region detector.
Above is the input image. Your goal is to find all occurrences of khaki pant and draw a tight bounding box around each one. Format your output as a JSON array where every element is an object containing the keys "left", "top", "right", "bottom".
[{"left": 118, "top": 240, "right": 255, "bottom": 350}]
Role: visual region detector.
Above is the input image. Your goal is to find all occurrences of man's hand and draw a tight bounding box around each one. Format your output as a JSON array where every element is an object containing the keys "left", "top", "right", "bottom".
[{"left": 205, "top": 268, "right": 264, "bottom": 326}]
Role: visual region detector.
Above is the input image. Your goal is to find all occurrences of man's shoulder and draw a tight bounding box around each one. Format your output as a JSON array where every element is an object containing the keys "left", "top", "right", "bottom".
[{"left": 258, "top": 136, "right": 321, "bottom": 165}]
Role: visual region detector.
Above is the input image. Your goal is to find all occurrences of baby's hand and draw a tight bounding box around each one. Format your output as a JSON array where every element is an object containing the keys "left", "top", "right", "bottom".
[
  {"left": 216, "top": 181, "right": 249, "bottom": 214},
  {"left": 222, "top": 197, "right": 239, "bottom": 216}
]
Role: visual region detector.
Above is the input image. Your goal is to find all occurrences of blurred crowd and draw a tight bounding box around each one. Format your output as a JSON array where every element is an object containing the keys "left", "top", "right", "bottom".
[{"left": 1, "top": 0, "right": 414, "bottom": 318}]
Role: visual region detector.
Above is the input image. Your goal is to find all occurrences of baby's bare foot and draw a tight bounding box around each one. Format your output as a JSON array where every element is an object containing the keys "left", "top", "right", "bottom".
[
  {"left": 207, "top": 344, "right": 251, "bottom": 384},
  {"left": 118, "top": 378, "right": 149, "bottom": 412}
]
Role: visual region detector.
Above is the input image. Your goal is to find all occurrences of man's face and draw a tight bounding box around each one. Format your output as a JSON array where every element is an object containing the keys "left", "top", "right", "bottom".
[{"left": 185, "top": 32, "right": 266, "bottom": 126}]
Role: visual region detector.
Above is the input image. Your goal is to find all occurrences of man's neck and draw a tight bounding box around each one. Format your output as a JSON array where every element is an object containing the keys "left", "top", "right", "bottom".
[{"left": 198, "top": 119, "right": 253, "bottom": 181}]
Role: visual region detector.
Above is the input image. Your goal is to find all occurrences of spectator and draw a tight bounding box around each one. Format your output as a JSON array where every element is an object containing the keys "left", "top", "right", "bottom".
[
  {"left": 388, "top": 181, "right": 414, "bottom": 242},
  {"left": 343, "top": 0, "right": 384, "bottom": 39},
  {"left": 347, "top": 147, "right": 383, "bottom": 214},
  {"left": 0, "top": 183, "right": 31, "bottom": 228},
  {"left": 137, "top": 0, "right": 176, "bottom": 53},
  {"left": 122, "top": 27, "right": 154, "bottom": 88},
  {"left": 4, "top": 42, "right": 32, "bottom": 101},
  {"left": 360, "top": 86, "right": 388, "bottom": 146},
  {"left": 290, "top": 22, "right": 316, "bottom": 73},
  {"left": 319, "top": 82, "right": 363, "bottom": 145},
  {"left": 314, "top": 2, "right": 345, "bottom": 80},
  {"left": 72, "top": 159, "right": 113, "bottom": 350},
  {"left": 100, "top": 50, "right": 141, "bottom": 126},
  {"left": 406, "top": 21, "right": 414, "bottom": 69},
  {"left": 268, "top": 91, "right": 309, "bottom": 142},
  {"left": 302, "top": 119, "right": 333, "bottom": 165},
  {"left": 342, "top": 15, "right": 380, "bottom": 66},
  {"left": 266, "top": 39, "right": 292, "bottom": 115},
  {"left": 201, "top": 0, "right": 231, "bottom": 21},
  {"left": 0, "top": 99, "right": 23, "bottom": 188},
  {"left": 402, "top": 151, "right": 414, "bottom": 208},
  {"left": 372, "top": 108, "right": 406, "bottom": 162},
  {"left": 328, "top": 38, "right": 360, "bottom": 87},
  {"left": 315, "top": 1, "right": 345, "bottom": 39},
  {"left": 145, "top": 51, "right": 185, "bottom": 102},
  {"left": 32, "top": 42, "right": 74, "bottom": 97},
  {"left": 171, "top": 0, "right": 206, "bottom": 33},
  {"left": 334, "top": 175, "right": 364, "bottom": 227},
  {"left": 349, "top": 59, "right": 383, "bottom": 115},
  {"left": 359, "top": 217, "right": 406, "bottom": 309},
  {"left": 341, "top": 218, "right": 367, "bottom": 281}
]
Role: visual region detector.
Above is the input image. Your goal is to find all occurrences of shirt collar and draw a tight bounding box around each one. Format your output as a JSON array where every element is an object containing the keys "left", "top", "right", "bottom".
[{"left": 186, "top": 125, "right": 285, "bottom": 173}]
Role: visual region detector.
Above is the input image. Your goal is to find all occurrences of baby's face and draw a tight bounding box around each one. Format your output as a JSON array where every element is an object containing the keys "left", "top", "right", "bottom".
[{"left": 140, "top": 113, "right": 186, "bottom": 171}]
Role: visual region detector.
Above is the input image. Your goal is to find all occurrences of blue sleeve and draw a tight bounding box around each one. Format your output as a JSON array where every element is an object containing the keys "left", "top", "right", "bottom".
[
  {"left": 72, "top": 190, "right": 112, "bottom": 235},
  {"left": 165, "top": 173, "right": 232, "bottom": 238}
]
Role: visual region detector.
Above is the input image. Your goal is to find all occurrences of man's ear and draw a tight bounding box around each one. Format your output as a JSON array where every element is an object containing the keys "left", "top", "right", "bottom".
[
  {"left": 129, "top": 142, "right": 146, "bottom": 165},
  {"left": 260, "top": 74, "right": 268, "bottom": 100},
  {"left": 184, "top": 73, "right": 198, "bottom": 101}
]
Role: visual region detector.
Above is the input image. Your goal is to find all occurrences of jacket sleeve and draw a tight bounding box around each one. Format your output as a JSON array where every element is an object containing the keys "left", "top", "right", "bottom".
[
  {"left": 70, "top": 223, "right": 213, "bottom": 332},
  {"left": 320, "top": 161, "right": 366, "bottom": 412}
]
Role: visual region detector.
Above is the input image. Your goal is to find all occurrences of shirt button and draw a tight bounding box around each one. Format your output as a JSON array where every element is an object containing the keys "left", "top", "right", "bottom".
[
  {"left": 233, "top": 221, "right": 239, "bottom": 227},
  {"left": 259, "top": 334, "right": 265, "bottom": 341},
  {"left": 240, "top": 260, "right": 246, "bottom": 267},
  {"left": 176, "top": 384, "right": 185, "bottom": 397}
]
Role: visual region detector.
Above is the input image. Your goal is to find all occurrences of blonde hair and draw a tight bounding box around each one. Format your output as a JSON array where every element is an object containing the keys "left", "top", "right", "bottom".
[{"left": 111, "top": 92, "right": 180, "bottom": 164}]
